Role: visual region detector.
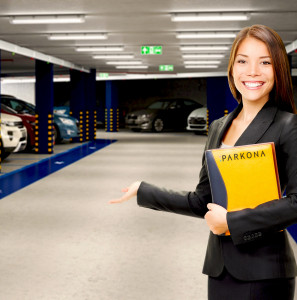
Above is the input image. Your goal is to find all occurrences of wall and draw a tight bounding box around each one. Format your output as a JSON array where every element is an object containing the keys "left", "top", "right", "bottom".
[
  {"left": 54, "top": 78, "right": 207, "bottom": 127},
  {"left": 1, "top": 82, "right": 35, "bottom": 104}
]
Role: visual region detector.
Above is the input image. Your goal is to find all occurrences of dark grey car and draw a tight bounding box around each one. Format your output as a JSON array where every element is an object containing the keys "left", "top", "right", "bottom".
[{"left": 125, "top": 98, "right": 203, "bottom": 132}]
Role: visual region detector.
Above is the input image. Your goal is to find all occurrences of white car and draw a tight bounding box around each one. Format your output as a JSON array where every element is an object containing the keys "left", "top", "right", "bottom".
[
  {"left": 1, "top": 112, "right": 27, "bottom": 160},
  {"left": 186, "top": 106, "right": 207, "bottom": 133}
]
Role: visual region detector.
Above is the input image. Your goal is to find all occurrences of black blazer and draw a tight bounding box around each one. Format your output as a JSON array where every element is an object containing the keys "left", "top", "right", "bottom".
[{"left": 137, "top": 100, "right": 297, "bottom": 281}]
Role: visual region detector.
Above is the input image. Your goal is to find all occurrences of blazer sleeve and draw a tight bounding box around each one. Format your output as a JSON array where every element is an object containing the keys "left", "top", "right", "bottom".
[
  {"left": 137, "top": 122, "right": 217, "bottom": 218},
  {"left": 137, "top": 182, "right": 198, "bottom": 217},
  {"left": 227, "top": 113, "right": 297, "bottom": 246}
]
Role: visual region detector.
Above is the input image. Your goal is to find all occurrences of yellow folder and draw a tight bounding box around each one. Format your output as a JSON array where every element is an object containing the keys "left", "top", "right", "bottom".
[{"left": 206, "top": 143, "right": 281, "bottom": 234}]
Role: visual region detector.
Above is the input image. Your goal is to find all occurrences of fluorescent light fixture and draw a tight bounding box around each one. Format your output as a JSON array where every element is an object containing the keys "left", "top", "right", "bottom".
[
  {"left": 184, "top": 60, "right": 221, "bottom": 64},
  {"left": 93, "top": 54, "right": 134, "bottom": 59},
  {"left": 115, "top": 66, "right": 149, "bottom": 69},
  {"left": 2, "top": 76, "right": 71, "bottom": 84},
  {"left": 184, "top": 65, "right": 219, "bottom": 69},
  {"left": 54, "top": 77, "right": 70, "bottom": 82},
  {"left": 177, "top": 32, "right": 237, "bottom": 39},
  {"left": 10, "top": 15, "right": 85, "bottom": 24},
  {"left": 182, "top": 54, "right": 225, "bottom": 58},
  {"left": 49, "top": 33, "right": 107, "bottom": 40},
  {"left": 171, "top": 12, "right": 250, "bottom": 22},
  {"left": 76, "top": 46, "right": 124, "bottom": 52},
  {"left": 181, "top": 45, "right": 230, "bottom": 51},
  {"left": 106, "top": 61, "right": 142, "bottom": 65}
]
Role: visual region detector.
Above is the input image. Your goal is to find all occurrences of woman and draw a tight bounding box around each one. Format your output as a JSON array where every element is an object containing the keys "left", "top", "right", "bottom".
[{"left": 110, "top": 25, "right": 297, "bottom": 299}]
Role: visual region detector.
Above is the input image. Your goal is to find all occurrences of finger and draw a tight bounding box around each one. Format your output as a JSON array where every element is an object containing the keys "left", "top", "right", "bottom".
[
  {"left": 108, "top": 198, "right": 123, "bottom": 204},
  {"left": 204, "top": 211, "right": 210, "bottom": 220},
  {"left": 207, "top": 203, "right": 214, "bottom": 210}
]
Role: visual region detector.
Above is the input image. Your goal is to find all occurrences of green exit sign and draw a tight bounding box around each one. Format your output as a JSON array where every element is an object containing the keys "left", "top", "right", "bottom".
[
  {"left": 99, "top": 73, "right": 109, "bottom": 78},
  {"left": 159, "top": 65, "right": 174, "bottom": 71},
  {"left": 141, "top": 46, "right": 162, "bottom": 55}
]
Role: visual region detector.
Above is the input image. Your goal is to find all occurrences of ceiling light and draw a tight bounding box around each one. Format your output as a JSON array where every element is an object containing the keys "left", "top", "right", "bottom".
[
  {"left": 177, "top": 32, "right": 237, "bottom": 39},
  {"left": 93, "top": 54, "right": 134, "bottom": 59},
  {"left": 182, "top": 54, "right": 225, "bottom": 58},
  {"left": 115, "top": 66, "right": 149, "bottom": 69},
  {"left": 181, "top": 45, "right": 230, "bottom": 51},
  {"left": 10, "top": 15, "right": 85, "bottom": 24},
  {"left": 184, "top": 65, "right": 219, "bottom": 69},
  {"left": 48, "top": 33, "right": 107, "bottom": 40},
  {"left": 171, "top": 12, "right": 250, "bottom": 22},
  {"left": 76, "top": 46, "right": 124, "bottom": 52},
  {"left": 106, "top": 61, "right": 142, "bottom": 65},
  {"left": 184, "top": 60, "right": 221, "bottom": 64}
]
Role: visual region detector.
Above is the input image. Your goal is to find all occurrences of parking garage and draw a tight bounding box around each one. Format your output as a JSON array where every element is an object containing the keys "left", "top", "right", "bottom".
[{"left": 1, "top": 1, "right": 297, "bottom": 299}]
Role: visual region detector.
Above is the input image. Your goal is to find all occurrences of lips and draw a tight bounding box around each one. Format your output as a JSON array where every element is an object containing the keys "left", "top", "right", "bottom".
[{"left": 243, "top": 81, "right": 264, "bottom": 88}]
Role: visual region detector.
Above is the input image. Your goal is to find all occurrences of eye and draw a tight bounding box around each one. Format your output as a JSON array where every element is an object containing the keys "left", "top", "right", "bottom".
[
  {"left": 236, "top": 59, "right": 246, "bottom": 64},
  {"left": 261, "top": 61, "right": 271, "bottom": 65}
]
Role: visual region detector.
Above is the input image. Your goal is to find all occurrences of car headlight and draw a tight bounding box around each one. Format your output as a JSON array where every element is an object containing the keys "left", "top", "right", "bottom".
[
  {"left": 58, "top": 117, "right": 75, "bottom": 126},
  {"left": 140, "top": 113, "right": 152, "bottom": 118},
  {"left": 1, "top": 121, "right": 18, "bottom": 127}
]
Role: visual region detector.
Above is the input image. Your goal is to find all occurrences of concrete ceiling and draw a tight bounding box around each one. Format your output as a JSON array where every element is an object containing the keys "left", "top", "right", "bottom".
[{"left": 0, "top": 0, "right": 297, "bottom": 79}]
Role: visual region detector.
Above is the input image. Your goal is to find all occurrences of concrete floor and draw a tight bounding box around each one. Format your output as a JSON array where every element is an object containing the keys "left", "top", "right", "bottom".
[{"left": 1, "top": 130, "right": 297, "bottom": 300}]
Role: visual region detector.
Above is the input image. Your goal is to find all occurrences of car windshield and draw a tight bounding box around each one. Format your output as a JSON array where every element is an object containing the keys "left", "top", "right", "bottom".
[
  {"left": 147, "top": 101, "right": 171, "bottom": 109},
  {"left": 1, "top": 104, "right": 17, "bottom": 114},
  {"left": 12, "top": 100, "right": 35, "bottom": 115}
]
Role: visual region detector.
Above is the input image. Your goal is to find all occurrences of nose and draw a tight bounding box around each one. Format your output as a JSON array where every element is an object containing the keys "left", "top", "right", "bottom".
[{"left": 248, "top": 62, "right": 260, "bottom": 77}]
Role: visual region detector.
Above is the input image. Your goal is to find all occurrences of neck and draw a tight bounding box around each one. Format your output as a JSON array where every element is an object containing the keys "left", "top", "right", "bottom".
[{"left": 239, "top": 99, "right": 269, "bottom": 123}]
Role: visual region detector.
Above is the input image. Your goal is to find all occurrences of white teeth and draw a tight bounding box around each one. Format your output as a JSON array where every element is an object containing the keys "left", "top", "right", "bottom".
[{"left": 244, "top": 82, "right": 263, "bottom": 87}]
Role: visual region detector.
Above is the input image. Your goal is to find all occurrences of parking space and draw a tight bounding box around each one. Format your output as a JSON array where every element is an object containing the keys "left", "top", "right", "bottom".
[{"left": 1, "top": 142, "right": 83, "bottom": 175}]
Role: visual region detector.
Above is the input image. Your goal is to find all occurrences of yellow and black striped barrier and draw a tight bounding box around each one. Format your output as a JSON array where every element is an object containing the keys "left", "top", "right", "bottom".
[
  {"left": 79, "top": 111, "right": 84, "bottom": 142},
  {"left": 105, "top": 108, "right": 119, "bottom": 132},
  {"left": 94, "top": 110, "right": 97, "bottom": 139},
  {"left": 34, "top": 113, "right": 54, "bottom": 154}
]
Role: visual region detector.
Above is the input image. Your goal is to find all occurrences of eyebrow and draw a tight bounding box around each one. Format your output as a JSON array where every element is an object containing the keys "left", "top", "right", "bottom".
[{"left": 236, "top": 54, "right": 271, "bottom": 59}]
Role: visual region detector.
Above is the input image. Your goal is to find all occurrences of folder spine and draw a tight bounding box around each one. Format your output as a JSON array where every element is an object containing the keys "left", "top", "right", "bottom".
[{"left": 206, "top": 151, "right": 227, "bottom": 209}]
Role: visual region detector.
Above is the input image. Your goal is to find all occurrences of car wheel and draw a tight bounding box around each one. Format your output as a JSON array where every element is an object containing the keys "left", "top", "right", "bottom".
[
  {"left": 0, "top": 143, "right": 10, "bottom": 160},
  {"left": 153, "top": 118, "right": 164, "bottom": 132},
  {"left": 53, "top": 125, "right": 61, "bottom": 144}
]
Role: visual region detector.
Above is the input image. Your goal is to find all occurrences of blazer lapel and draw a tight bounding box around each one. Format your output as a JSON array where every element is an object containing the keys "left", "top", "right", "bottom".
[{"left": 234, "top": 101, "right": 278, "bottom": 146}]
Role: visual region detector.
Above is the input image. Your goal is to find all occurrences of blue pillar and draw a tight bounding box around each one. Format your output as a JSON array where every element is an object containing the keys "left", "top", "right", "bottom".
[
  {"left": 85, "top": 69, "right": 97, "bottom": 141},
  {"left": 70, "top": 70, "right": 86, "bottom": 143},
  {"left": 207, "top": 77, "right": 238, "bottom": 127},
  {"left": 35, "top": 60, "right": 54, "bottom": 154},
  {"left": 0, "top": 49, "right": 2, "bottom": 171},
  {"left": 105, "top": 81, "right": 119, "bottom": 132}
]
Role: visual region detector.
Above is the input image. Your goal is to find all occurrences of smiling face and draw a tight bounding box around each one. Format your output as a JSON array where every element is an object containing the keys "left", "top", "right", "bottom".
[{"left": 232, "top": 37, "right": 275, "bottom": 106}]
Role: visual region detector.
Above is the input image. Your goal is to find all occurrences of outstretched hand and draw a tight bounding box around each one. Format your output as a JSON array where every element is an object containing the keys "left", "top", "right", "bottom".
[
  {"left": 204, "top": 203, "right": 229, "bottom": 235},
  {"left": 109, "top": 181, "right": 141, "bottom": 204}
]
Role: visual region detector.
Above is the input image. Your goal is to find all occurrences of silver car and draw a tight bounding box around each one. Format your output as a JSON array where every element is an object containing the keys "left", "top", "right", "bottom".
[
  {"left": 187, "top": 106, "right": 207, "bottom": 134},
  {"left": 126, "top": 98, "right": 203, "bottom": 132}
]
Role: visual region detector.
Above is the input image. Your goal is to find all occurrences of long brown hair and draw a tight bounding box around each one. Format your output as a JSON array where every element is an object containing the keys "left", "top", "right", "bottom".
[{"left": 228, "top": 24, "right": 296, "bottom": 113}]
